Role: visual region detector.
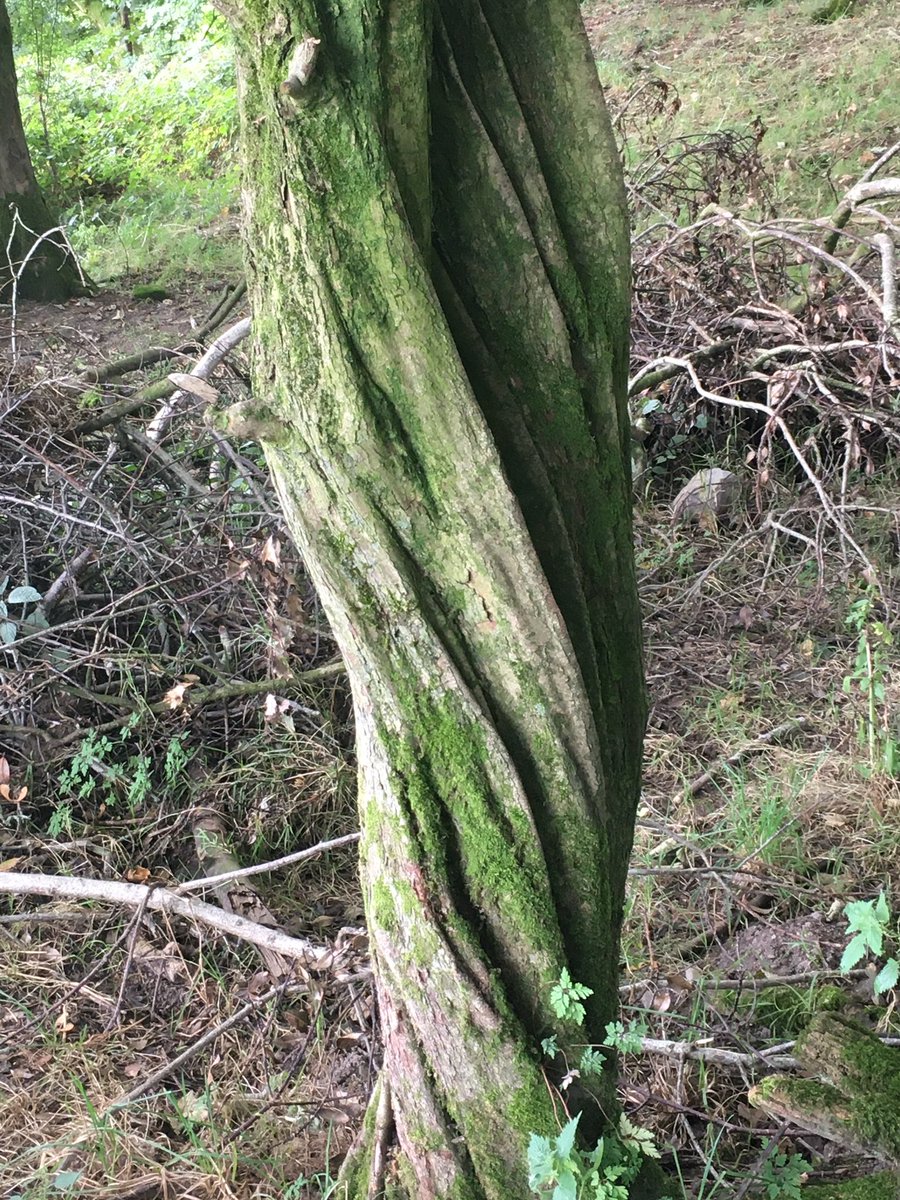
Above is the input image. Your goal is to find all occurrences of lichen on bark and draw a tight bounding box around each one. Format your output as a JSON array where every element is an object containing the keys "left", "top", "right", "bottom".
[{"left": 226, "top": 0, "right": 650, "bottom": 1195}]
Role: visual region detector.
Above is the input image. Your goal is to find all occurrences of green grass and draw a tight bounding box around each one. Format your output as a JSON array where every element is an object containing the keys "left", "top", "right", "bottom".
[
  {"left": 14, "top": 7, "right": 240, "bottom": 286},
  {"left": 68, "top": 176, "right": 242, "bottom": 285},
  {"left": 588, "top": 0, "right": 900, "bottom": 215}
]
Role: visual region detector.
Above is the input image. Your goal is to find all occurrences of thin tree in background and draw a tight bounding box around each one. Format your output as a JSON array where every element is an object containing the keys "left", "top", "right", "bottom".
[{"left": 0, "top": 0, "right": 85, "bottom": 300}]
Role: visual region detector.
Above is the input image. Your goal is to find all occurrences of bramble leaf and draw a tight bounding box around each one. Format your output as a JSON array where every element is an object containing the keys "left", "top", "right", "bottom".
[{"left": 874, "top": 958, "right": 899, "bottom": 996}]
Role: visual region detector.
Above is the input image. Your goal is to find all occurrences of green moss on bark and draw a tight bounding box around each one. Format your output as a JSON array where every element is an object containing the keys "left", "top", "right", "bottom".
[
  {"left": 229, "top": 0, "right": 645, "bottom": 1194},
  {"left": 801, "top": 1172, "right": 900, "bottom": 1200}
]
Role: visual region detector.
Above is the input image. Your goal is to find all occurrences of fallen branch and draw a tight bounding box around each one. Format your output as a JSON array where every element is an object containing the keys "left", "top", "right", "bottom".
[
  {"left": 71, "top": 314, "right": 251, "bottom": 436},
  {"left": 620, "top": 967, "right": 869, "bottom": 996},
  {"left": 78, "top": 280, "right": 247, "bottom": 385},
  {"left": 750, "top": 1012, "right": 900, "bottom": 1164},
  {"left": 175, "top": 830, "right": 361, "bottom": 894},
  {"left": 820, "top": 142, "right": 900, "bottom": 261},
  {"left": 675, "top": 716, "right": 812, "bottom": 802},
  {"left": 0, "top": 871, "right": 355, "bottom": 976},
  {"left": 46, "top": 659, "right": 345, "bottom": 745},
  {"left": 639, "top": 1036, "right": 796, "bottom": 1072},
  {"left": 148, "top": 316, "right": 252, "bottom": 442}
]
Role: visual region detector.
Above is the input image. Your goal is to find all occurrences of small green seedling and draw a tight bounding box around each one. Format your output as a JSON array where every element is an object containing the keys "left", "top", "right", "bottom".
[
  {"left": 550, "top": 969, "right": 593, "bottom": 1026},
  {"left": 602, "top": 1019, "right": 646, "bottom": 1055},
  {"left": 843, "top": 593, "right": 899, "bottom": 777},
  {"left": 841, "top": 891, "right": 900, "bottom": 995},
  {"left": 578, "top": 1047, "right": 606, "bottom": 1078},
  {"left": 0, "top": 575, "right": 44, "bottom": 646},
  {"left": 758, "top": 1150, "right": 809, "bottom": 1200},
  {"left": 527, "top": 1112, "right": 659, "bottom": 1200}
]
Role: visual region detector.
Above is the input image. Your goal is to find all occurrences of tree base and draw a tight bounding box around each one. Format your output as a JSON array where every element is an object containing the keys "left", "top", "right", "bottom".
[{"left": 0, "top": 191, "right": 91, "bottom": 302}]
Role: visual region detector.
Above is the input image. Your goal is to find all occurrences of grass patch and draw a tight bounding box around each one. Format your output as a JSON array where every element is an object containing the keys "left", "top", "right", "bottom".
[
  {"left": 67, "top": 177, "right": 242, "bottom": 285},
  {"left": 586, "top": 0, "right": 900, "bottom": 214}
]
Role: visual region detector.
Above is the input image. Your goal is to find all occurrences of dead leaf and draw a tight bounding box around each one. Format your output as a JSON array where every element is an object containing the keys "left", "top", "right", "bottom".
[
  {"left": 123, "top": 1062, "right": 142, "bottom": 1078},
  {"left": 55, "top": 1007, "right": 75, "bottom": 1038},
  {"left": 166, "top": 373, "right": 219, "bottom": 404},
  {"left": 162, "top": 675, "right": 200, "bottom": 710},
  {"left": 163, "top": 683, "right": 188, "bottom": 709},
  {"left": 260, "top": 535, "right": 281, "bottom": 568},
  {"left": 0, "top": 857, "right": 23, "bottom": 872},
  {"left": 226, "top": 557, "right": 251, "bottom": 582},
  {"left": 0, "top": 756, "right": 9, "bottom": 785},
  {"left": 126, "top": 866, "right": 151, "bottom": 883},
  {"left": 665, "top": 972, "right": 694, "bottom": 992}
]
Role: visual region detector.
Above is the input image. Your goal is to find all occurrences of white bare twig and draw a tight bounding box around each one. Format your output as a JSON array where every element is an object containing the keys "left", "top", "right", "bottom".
[
  {"left": 147, "top": 316, "right": 252, "bottom": 441},
  {"left": 5, "top": 206, "right": 87, "bottom": 361},
  {"left": 174, "top": 831, "right": 361, "bottom": 894},
  {"left": 638, "top": 1037, "right": 797, "bottom": 1072},
  {"left": 654, "top": 356, "right": 881, "bottom": 584},
  {"left": 0, "top": 871, "right": 362, "bottom": 976},
  {"left": 874, "top": 233, "right": 898, "bottom": 329}
]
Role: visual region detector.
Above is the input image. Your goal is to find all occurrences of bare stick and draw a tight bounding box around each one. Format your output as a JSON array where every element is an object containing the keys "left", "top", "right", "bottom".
[
  {"left": 367, "top": 1077, "right": 394, "bottom": 1200},
  {"left": 634, "top": 1037, "right": 796, "bottom": 1071},
  {"left": 620, "top": 968, "right": 869, "bottom": 996},
  {"left": 0, "top": 872, "right": 354, "bottom": 974},
  {"left": 660, "top": 356, "right": 880, "bottom": 581},
  {"left": 675, "top": 716, "right": 811, "bottom": 802},
  {"left": 41, "top": 548, "right": 97, "bottom": 615},
  {"left": 105, "top": 884, "right": 154, "bottom": 1030},
  {"left": 875, "top": 233, "right": 898, "bottom": 330},
  {"left": 821, "top": 144, "right": 900, "bottom": 260},
  {"left": 147, "top": 317, "right": 252, "bottom": 442},
  {"left": 108, "top": 978, "right": 297, "bottom": 1109},
  {"left": 174, "top": 831, "right": 361, "bottom": 895}
]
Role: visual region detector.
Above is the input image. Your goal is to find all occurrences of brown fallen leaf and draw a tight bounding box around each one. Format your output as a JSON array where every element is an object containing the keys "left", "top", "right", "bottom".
[
  {"left": 260, "top": 535, "right": 281, "bottom": 568},
  {"left": 166, "top": 373, "right": 219, "bottom": 404},
  {"left": 162, "top": 674, "right": 200, "bottom": 709},
  {"left": 56, "top": 1007, "right": 75, "bottom": 1038}
]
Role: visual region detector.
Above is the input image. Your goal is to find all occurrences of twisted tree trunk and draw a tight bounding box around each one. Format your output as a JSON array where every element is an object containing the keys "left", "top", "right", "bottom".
[
  {"left": 227, "top": 2, "right": 652, "bottom": 1195},
  {"left": 0, "top": 0, "right": 85, "bottom": 301}
]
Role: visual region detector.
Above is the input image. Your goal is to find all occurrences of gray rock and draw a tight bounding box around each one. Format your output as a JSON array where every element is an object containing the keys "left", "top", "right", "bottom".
[{"left": 672, "top": 468, "right": 742, "bottom": 524}]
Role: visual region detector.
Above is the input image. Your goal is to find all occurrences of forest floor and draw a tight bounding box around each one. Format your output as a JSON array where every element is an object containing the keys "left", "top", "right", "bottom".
[{"left": 2, "top": 1, "right": 900, "bottom": 1198}]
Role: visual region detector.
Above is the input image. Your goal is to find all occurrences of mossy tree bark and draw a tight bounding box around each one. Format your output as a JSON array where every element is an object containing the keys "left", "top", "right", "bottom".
[
  {"left": 750, "top": 1013, "right": 900, "bottom": 1166},
  {"left": 0, "top": 0, "right": 85, "bottom": 301},
  {"left": 227, "top": 1, "right": 650, "bottom": 1196}
]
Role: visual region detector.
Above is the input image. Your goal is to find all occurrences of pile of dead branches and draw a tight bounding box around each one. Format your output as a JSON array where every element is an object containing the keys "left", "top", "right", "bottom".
[
  {"left": 0, "top": 282, "right": 346, "bottom": 857},
  {"left": 625, "top": 112, "right": 900, "bottom": 511}
]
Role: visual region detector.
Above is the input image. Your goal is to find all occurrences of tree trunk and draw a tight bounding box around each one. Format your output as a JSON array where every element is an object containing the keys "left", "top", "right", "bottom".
[
  {"left": 0, "top": 0, "right": 86, "bottom": 301},
  {"left": 228, "top": 1, "right": 652, "bottom": 1196}
]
